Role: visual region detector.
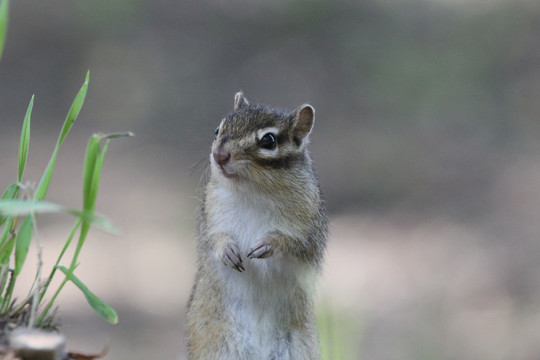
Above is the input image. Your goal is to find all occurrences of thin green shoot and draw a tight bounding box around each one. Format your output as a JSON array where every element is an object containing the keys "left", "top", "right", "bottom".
[
  {"left": 34, "top": 71, "right": 89, "bottom": 202},
  {"left": 18, "top": 96, "right": 33, "bottom": 183},
  {"left": 0, "top": 0, "right": 9, "bottom": 62}
]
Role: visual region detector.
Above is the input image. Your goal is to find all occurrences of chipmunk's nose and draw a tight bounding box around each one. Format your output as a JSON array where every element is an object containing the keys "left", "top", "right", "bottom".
[{"left": 213, "top": 148, "right": 231, "bottom": 166}]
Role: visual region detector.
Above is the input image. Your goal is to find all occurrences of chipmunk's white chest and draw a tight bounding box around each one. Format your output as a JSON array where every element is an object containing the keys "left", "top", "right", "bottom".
[
  {"left": 208, "top": 185, "right": 315, "bottom": 359},
  {"left": 210, "top": 185, "right": 282, "bottom": 255}
]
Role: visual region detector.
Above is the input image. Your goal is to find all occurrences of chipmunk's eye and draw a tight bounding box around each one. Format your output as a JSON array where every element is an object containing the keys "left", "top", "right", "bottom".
[
  {"left": 215, "top": 126, "right": 220, "bottom": 136},
  {"left": 259, "top": 133, "right": 276, "bottom": 150}
]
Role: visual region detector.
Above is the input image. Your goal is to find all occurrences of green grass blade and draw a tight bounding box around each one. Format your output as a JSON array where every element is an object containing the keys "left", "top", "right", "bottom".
[
  {"left": 57, "top": 266, "right": 118, "bottom": 325},
  {"left": 0, "top": 183, "right": 18, "bottom": 227},
  {"left": 18, "top": 95, "right": 33, "bottom": 183},
  {"left": 79, "top": 135, "right": 110, "bottom": 245},
  {"left": 68, "top": 209, "right": 121, "bottom": 235},
  {"left": 33, "top": 147, "right": 58, "bottom": 201},
  {"left": 0, "top": 200, "right": 119, "bottom": 234},
  {"left": 0, "top": 200, "right": 64, "bottom": 216},
  {"left": 0, "top": 0, "right": 9, "bottom": 63},
  {"left": 82, "top": 134, "right": 101, "bottom": 213},
  {"left": 81, "top": 132, "right": 132, "bottom": 214},
  {"left": 0, "top": 217, "right": 14, "bottom": 264},
  {"left": 81, "top": 132, "right": 133, "bottom": 215},
  {"left": 0, "top": 217, "right": 15, "bottom": 310},
  {"left": 14, "top": 215, "right": 33, "bottom": 277},
  {"left": 100, "top": 131, "right": 135, "bottom": 140},
  {"left": 1, "top": 184, "right": 18, "bottom": 200},
  {"left": 58, "top": 71, "right": 89, "bottom": 145},
  {"left": 89, "top": 139, "right": 109, "bottom": 211},
  {"left": 35, "top": 73, "right": 90, "bottom": 201}
]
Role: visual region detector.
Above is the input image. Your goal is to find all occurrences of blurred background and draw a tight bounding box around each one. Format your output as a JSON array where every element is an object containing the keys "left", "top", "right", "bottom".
[{"left": 1, "top": 0, "right": 540, "bottom": 359}]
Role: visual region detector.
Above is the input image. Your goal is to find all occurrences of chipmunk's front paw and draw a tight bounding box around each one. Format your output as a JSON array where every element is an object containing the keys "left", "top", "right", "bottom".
[
  {"left": 247, "top": 242, "right": 274, "bottom": 259},
  {"left": 221, "top": 242, "right": 245, "bottom": 272}
]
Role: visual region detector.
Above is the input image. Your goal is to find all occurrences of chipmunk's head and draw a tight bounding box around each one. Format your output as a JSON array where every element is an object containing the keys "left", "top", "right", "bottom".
[{"left": 210, "top": 91, "right": 315, "bottom": 186}]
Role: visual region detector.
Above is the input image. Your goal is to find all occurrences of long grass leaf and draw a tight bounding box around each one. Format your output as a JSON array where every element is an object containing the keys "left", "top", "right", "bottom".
[
  {"left": 89, "top": 139, "right": 109, "bottom": 213},
  {"left": 0, "top": 183, "right": 18, "bottom": 227},
  {"left": 0, "top": 200, "right": 119, "bottom": 233},
  {"left": 0, "top": 217, "right": 15, "bottom": 309},
  {"left": 0, "top": 0, "right": 9, "bottom": 62},
  {"left": 100, "top": 131, "right": 135, "bottom": 140},
  {"left": 14, "top": 215, "right": 32, "bottom": 277},
  {"left": 1, "top": 184, "right": 18, "bottom": 200},
  {"left": 0, "top": 217, "right": 13, "bottom": 264},
  {"left": 78, "top": 135, "right": 105, "bottom": 245},
  {"left": 58, "top": 71, "right": 89, "bottom": 145},
  {"left": 82, "top": 134, "right": 101, "bottom": 213},
  {"left": 18, "top": 95, "right": 33, "bottom": 183},
  {"left": 35, "top": 73, "right": 90, "bottom": 201},
  {"left": 33, "top": 147, "right": 58, "bottom": 201},
  {"left": 57, "top": 266, "right": 118, "bottom": 325},
  {"left": 68, "top": 209, "right": 121, "bottom": 235},
  {"left": 82, "top": 132, "right": 132, "bottom": 214},
  {"left": 0, "top": 200, "right": 64, "bottom": 216}
]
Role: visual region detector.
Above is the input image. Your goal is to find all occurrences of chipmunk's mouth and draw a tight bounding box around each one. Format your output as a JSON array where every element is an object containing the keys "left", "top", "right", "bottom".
[{"left": 217, "top": 163, "right": 239, "bottom": 179}]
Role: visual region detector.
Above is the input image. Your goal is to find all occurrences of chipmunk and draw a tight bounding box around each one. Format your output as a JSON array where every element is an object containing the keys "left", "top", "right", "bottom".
[{"left": 186, "top": 92, "right": 327, "bottom": 360}]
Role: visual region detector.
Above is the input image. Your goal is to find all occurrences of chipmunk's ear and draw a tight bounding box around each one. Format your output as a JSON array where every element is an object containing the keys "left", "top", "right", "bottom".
[
  {"left": 292, "top": 104, "right": 315, "bottom": 146},
  {"left": 234, "top": 91, "right": 249, "bottom": 110}
]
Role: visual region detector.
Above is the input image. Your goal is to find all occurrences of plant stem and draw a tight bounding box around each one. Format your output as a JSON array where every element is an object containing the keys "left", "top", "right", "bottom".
[
  {"left": 37, "top": 217, "right": 82, "bottom": 325},
  {"left": 0, "top": 216, "right": 19, "bottom": 313},
  {"left": 38, "top": 214, "right": 87, "bottom": 325},
  {"left": 1, "top": 269, "right": 14, "bottom": 313},
  {"left": 37, "top": 275, "right": 69, "bottom": 326},
  {"left": 38, "top": 217, "right": 81, "bottom": 303},
  {"left": 0, "top": 224, "right": 16, "bottom": 258}
]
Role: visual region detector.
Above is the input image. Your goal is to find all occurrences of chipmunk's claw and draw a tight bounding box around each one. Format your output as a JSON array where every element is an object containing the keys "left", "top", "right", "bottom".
[
  {"left": 247, "top": 243, "right": 273, "bottom": 259},
  {"left": 222, "top": 242, "right": 245, "bottom": 272}
]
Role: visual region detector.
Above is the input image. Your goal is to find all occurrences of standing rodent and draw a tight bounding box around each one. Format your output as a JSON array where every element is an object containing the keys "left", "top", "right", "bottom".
[{"left": 186, "top": 92, "right": 327, "bottom": 360}]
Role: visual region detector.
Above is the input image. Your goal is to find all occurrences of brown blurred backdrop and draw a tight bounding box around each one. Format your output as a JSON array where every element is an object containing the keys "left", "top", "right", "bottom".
[{"left": 1, "top": 0, "right": 540, "bottom": 359}]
